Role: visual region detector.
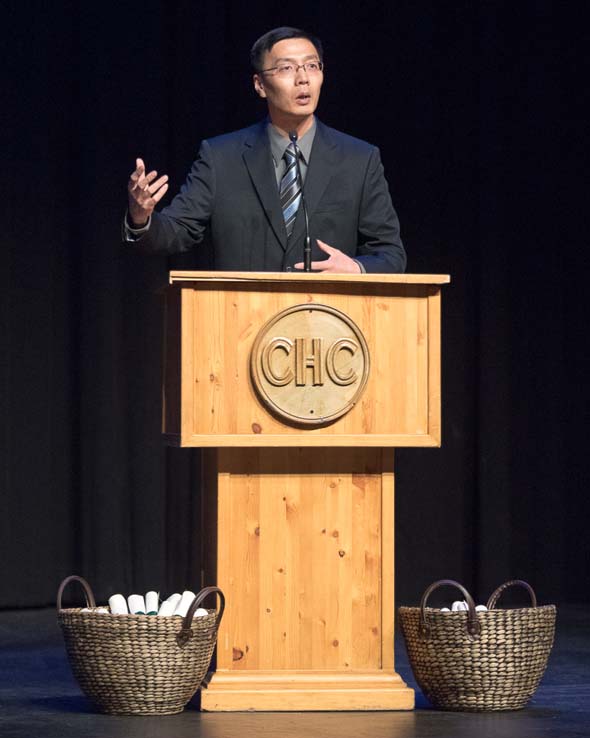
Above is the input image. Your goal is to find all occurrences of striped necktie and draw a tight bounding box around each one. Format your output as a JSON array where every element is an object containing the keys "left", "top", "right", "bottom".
[{"left": 280, "top": 143, "right": 302, "bottom": 238}]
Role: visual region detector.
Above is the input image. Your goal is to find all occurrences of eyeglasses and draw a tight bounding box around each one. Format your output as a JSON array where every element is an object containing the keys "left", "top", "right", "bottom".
[{"left": 261, "top": 61, "right": 324, "bottom": 78}]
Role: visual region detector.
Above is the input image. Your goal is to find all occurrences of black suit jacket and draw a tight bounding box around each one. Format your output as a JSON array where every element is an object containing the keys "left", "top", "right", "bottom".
[{"left": 136, "top": 119, "right": 406, "bottom": 273}]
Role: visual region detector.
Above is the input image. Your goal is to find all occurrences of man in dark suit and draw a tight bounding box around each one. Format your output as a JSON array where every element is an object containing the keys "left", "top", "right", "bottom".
[{"left": 125, "top": 27, "right": 406, "bottom": 274}]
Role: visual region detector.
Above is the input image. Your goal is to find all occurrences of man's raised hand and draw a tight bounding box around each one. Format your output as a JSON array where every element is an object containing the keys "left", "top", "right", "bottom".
[{"left": 127, "top": 158, "right": 169, "bottom": 227}]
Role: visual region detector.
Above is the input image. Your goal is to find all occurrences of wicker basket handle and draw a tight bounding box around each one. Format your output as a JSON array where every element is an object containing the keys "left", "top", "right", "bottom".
[
  {"left": 420, "top": 579, "right": 481, "bottom": 638},
  {"left": 56, "top": 575, "right": 96, "bottom": 612},
  {"left": 177, "top": 586, "right": 225, "bottom": 647},
  {"left": 486, "top": 579, "right": 537, "bottom": 610}
]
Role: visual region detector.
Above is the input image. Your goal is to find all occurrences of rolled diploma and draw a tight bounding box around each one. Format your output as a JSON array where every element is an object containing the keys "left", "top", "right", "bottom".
[
  {"left": 157, "top": 593, "right": 181, "bottom": 616},
  {"left": 174, "top": 590, "right": 196, "bottom": 618},
  {"left": 145, "top": 591, "right": 159, "bottom": 615},
  {"left": 194, "top": 608, "right": 209, "bottom": 618},
  {"left": 108, "top": 594, "right": 129, "bottom": 615},
  {"left": 128, "top": 594, "right": 146, "bottom": 615}
]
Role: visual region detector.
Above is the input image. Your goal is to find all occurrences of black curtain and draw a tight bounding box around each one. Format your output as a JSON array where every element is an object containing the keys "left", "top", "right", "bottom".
[{"left": 3, "top": 1, "right": 587, "bottom": 608}]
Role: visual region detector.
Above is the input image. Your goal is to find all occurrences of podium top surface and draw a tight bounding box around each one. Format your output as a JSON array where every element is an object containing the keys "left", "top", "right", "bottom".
[{"left": 168, "top": 271, "right": 450, "bottom": 286}]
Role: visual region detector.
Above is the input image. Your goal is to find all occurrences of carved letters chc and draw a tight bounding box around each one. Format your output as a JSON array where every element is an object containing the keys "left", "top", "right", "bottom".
[{"left": 250, "top": 304, "right": 370, "bottom": 426}]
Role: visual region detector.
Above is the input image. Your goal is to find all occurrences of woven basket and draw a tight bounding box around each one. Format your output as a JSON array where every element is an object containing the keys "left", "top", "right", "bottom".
[
  {"left": 57, "top": 575, "right": 225, "bottom": 715},
  {"left": 399, "top": 579, "right": 556, "bottom": 712}
]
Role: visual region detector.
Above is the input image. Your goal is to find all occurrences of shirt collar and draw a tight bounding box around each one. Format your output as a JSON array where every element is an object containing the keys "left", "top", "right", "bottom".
[{"left": 267, "top": 118, "right": 317, "bottom": 167}]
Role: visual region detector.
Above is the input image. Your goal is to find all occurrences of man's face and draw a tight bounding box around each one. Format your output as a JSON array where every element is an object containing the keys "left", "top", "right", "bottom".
[{"left": 253, "top": 37, "right": 323, "bottom": 122}]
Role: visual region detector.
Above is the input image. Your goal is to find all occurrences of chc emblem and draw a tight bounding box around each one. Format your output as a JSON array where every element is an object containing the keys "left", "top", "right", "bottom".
[{"left": 250, "top": 304, "right": 370, "bottom": 426}]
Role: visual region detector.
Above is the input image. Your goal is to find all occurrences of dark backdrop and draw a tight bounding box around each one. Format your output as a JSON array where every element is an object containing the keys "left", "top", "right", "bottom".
[{"left": 3, "top": 1, "right": 587, "bottom": 609}]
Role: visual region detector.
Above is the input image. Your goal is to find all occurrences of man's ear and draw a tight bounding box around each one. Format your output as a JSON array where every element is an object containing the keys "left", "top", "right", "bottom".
[{"left": 253, "top": 74, "right": 267, "bottom": 99}]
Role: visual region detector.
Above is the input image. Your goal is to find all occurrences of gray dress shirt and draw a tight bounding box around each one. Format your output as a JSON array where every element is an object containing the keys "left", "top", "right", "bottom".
[{"left": 267, "top": 119, "right": 316, "bottom": 186}]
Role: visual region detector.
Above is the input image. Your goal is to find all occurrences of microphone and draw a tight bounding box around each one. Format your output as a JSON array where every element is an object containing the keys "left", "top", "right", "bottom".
[{"left": 288, "top": 130, "right": 312, "bottom": 272}]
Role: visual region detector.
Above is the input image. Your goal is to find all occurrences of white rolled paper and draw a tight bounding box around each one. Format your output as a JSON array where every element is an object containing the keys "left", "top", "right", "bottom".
[
  {"left": 451, "top": 600, "right": 468, "bottom": 612},
  {"left": 157, "top": 593, "right": 181, "bottom": 616},
  {"left": 440, "top": 607, "right": 451, "bottom": 612},
  {"left": 108, "top": 594, "right": 129, "bottom": 615},
  {"left": 128, "top": 594, "right": 146, "bottom": 615},
  {"left": 174, "top": 590, "right": 196, "bottom": 618},
  {"left": 194, "top": 608, "right": 209, "bottom": 618},
  {"left": 145, "top": 591, "right": 159, "bottom": 615},
  {"left": 475, "top": 605, "right": 488, "bottom": 612}
]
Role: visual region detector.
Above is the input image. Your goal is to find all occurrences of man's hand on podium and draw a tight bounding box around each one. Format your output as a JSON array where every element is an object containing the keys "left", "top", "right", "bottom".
[
  {"left": 294, "top": 239, "right": 362, "bottom": 273},
  {"left": 127, "top": 158, "right": 169, "bottom": 227}
]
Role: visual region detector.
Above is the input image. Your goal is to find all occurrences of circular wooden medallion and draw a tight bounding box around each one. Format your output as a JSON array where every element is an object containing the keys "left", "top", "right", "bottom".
[{"left": 250, "top": 304, "right": 370, "bottom": 426}]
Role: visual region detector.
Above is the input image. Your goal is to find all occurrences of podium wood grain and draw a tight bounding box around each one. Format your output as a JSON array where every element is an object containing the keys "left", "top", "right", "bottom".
[
  {"left": 163, "top": 272, "right": 449, "bottom": 711},
  {"left": 199, "top": 447, "right": 413, "bottom": 711},
  {"left": 163, "top": 273, "right": 447, "bottom": 447}
]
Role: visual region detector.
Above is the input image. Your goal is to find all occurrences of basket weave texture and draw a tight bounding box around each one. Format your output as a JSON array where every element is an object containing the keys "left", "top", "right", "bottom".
[
  {"left": 399, "top": 579, "right": 556, "bottom": 712},
  {"left": 57, "top": 576, "right": 225, "bottom": 715}
]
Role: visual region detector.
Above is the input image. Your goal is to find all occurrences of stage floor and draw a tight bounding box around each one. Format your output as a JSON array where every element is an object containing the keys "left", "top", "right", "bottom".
[{"left": 1, "top": 605, "right": 588, "bottom": 738}]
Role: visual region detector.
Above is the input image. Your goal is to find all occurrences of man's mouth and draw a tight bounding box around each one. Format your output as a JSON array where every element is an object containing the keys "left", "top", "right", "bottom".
[{"left": 295, "top": 93, "right": 311, "bottom": 104}]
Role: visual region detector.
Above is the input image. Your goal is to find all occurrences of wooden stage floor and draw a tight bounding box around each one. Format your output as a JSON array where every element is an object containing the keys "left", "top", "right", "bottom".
[{"left": 1, "top": 605, "right": 587, "bottom": 738}]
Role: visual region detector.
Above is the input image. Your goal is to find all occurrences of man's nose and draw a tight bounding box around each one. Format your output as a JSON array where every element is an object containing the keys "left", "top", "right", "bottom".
[{"left": 295, "top": 65, "right": 310, "bottom": 82}]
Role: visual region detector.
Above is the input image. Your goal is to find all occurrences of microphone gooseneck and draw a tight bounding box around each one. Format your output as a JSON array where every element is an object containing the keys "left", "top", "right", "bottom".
[{"left": 288, "top": 130, "right": 312, "bottom": 272}]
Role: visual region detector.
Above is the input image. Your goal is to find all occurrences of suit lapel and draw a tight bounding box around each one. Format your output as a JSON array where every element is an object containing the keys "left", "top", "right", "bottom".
[
  {"left": 242, "top": 122, "right": 288, "bottom": 251},
  {"left": 286, "top": 120, "right": 340, "bottom": 259}
]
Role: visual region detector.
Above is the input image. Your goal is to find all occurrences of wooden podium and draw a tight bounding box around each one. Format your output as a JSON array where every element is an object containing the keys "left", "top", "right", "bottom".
[{"left": 162, "top": 271, "right": 449, "bottom": 711}]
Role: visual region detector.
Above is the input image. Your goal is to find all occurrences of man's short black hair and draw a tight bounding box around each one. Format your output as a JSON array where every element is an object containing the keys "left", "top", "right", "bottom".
[{"left": 250, "top": 27, "right": 324, "bottom": 72}]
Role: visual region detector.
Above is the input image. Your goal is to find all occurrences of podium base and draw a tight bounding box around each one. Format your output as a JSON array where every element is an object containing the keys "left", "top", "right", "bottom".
[{"left": 200, "top": 670, "right": 414, "bottom": 711}]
